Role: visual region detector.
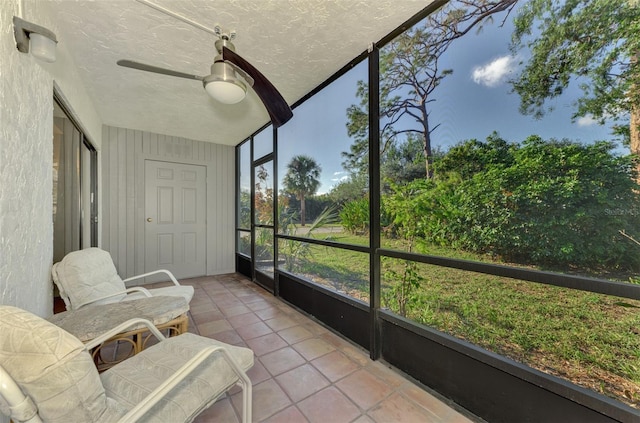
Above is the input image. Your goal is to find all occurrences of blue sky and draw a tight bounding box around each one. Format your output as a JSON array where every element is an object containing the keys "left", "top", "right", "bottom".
[{"left": 271, "top": 3, "right": 628, "bottom": 195}]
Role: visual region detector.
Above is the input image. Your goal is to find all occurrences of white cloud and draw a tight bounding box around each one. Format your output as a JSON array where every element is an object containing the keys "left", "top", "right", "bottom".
[
  {"left": 471, "top": 56, "right": 517, "bottom": 88},
  {"left": 577, "top": 115, "right": 598, "bottom": 127}
]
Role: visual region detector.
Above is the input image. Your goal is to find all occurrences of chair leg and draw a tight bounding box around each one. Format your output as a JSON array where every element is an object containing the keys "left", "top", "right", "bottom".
[{"left": 239, "top": 377, "right": 252, "bottom": 423}]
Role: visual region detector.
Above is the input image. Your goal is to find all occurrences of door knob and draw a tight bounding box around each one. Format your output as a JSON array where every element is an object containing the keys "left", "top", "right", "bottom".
[{"left": 147, "top": 217, "right": 153, "bottom": 222}]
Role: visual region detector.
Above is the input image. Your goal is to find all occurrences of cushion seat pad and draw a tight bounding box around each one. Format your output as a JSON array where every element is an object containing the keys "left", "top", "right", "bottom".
[{"left": 100, "top": 333, "right": 254, "bottom": 423}]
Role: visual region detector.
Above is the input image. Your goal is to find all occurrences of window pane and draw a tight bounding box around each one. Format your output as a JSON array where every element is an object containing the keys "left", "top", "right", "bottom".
[
  {"left": 278, "top": 241, "right": 369, "bottom": 304},
  {"left": 381, "top": 257, "right": 640, "bottom": 407},
  {"left": 255, "top": 227, "right": 274, "bottom": 276},
  {"left": 238, "top": 141, "right": 251, "bottom": 230},
  {"left": 253, "top": 126, "right": 273, "bottom": 160},
  {"left": 278, "top": 61, "right": 369, "bottom": 247},
  {"left": 237, "top": 230, "right": 251, "bottom": 257},
  {"left": 254, "top": 161, "right": 273, "bottom": 226}
]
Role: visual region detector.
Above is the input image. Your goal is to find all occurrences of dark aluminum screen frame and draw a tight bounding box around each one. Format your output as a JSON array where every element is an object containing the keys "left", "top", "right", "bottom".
[{"left": 234, "top": 0, "right": 640, "bottom": 420}]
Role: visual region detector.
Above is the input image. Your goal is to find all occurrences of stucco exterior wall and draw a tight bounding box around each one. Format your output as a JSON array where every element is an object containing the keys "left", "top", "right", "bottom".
[
  {"left": 0, "top": 0, "right": 102, "bottom": 317},
  {"left": 1, "top": 0, "right": 54, "bottom": 316}
]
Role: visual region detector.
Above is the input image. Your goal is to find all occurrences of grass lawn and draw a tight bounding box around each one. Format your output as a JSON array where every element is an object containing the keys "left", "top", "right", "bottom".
[{"left": 276, "top": 229, "right": 640, "bottom": 408}]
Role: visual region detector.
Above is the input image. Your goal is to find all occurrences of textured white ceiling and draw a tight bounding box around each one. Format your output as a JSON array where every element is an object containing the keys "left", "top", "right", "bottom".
[{"left": 43, "top": 0, "right": 432, "bottom": 145}]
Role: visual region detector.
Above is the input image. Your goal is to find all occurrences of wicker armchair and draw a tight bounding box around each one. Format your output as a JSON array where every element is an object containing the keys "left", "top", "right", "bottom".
[
  {"left": 52, "top": 247, "right": 193, "bottom": 310},
  {"left": 0, "top": 305, "right": 253, "bottom": 423}
]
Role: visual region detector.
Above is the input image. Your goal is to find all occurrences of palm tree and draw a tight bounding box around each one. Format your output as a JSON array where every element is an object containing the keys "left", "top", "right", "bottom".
[{"left": 282, "top": 155, "right": 321, "bottom": 226}]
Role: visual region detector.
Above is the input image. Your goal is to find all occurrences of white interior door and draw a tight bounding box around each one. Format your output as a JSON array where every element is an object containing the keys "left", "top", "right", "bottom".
[{"left": 145, "top": 160, "right": 206, "bottom": 279}]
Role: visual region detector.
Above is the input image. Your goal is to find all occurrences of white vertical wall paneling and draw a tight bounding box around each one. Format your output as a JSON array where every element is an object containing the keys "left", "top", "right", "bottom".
[
  {"left": 134, "top": 130, "right": 145, "bottom": 276},
  {"left": 108, "top": 127, "right": 119, "bottom": 255},
  {"left": 126, "top": 128, "right": 136, "bottom": 277},
  {"left": 116, "top": 127, "right": 127, "bottom": 272},
  {"left": 101, "top": 126, "right": 110, "bottom": 250},
  {"left": 102, "top": 126, "right": 236, "bottom": 279}
]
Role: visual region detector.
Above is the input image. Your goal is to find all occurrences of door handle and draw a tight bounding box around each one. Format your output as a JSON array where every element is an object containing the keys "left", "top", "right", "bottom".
[{"left": 146, "top": 217, "right": 153, "bottom": 222}]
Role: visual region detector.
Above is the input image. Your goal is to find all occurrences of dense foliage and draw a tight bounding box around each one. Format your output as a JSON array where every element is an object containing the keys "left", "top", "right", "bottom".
[{"left": 379, "top": 134, "right": 640, "bottom": 271}]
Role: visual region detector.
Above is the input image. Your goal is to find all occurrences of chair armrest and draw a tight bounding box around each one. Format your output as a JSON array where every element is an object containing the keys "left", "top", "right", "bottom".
[
  {"left": 123, "top": 269, "right": 181, "bottom": 286},
  {"left": 0, "top": 365, "right": 42, "bottom": 423},
  {"left": 75, "top": 287, "right": 152, "bottom": 309},
  {"left": 84, "top": 318, "right": 166, "bottom": 350},
  {"left": 119, "top": 345, "right": 252, "bottom": 423}
]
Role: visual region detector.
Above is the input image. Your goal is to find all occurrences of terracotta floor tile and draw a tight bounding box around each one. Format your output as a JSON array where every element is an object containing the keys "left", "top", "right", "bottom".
[
  {"left": 297, "top": 386, "right": 360, "bottom": 423},
  {"left": 197, "top": 319, "right": 232, "bottom": 337},
  {"left": 352, "top": 416, "right": 375, "bottom": 423},
  {"left": 339, "top": 344, "right": 371, "bottom": 367},
  {"left": 260, "top": 347, "right": 306, "bottom": 376},
  {"left": 235, "top": 321, "right": 273, "bottom": 340},
  {"left": 292, "top": 337, "right": 336, "bottom": 361},
  {"left": 191, "top": 309, "right": 225, "bottom": 325},
  {"left": 245, "top": 360, "right": 272, "bottom": 386},
  {"left": 275, "top": 364, "right": 330, "bottom": 402},
  {"left": 220, "top": 304, "right": 252, "bottom": 317},
  {"left": 336, "top": 369, "right": 393, "bottom": 410},
  {"left": 189, "top": 301, "right": 218, "bottom": 315},
  {"left": 311, "top": 350, "right": 360, "bottom": 382},
  {"left": 364, "top": 361, "right": 405, "bottom": 390},
  {"left": 232, "top": 379, "right": 292, "bottom": 422},
  {"left": 149, "top": 275, "right": 475, "bottom": 423},
  {"left": 235, "top": 295, "right": 262, "bottom": 305},
  {"left": 400, "top": 384, "right": 474, "bottom": 422},
  {"left": 209, "top": 329, "right": 243, "bottom": 346},
  {"left": 227, "top": 311, "right": 261, "bottom": 328},
  {"left": 193, "top": 397, "right": 239, "bottom": 423},
  {"left": 246, "top": 332, "right": 288, "bottom": 356},
  {"left": 368, "top": 392, "right": 439, "bottom": 423},
  {"left": 318, "top": 330, "right": 348, "bottom": 349},
  {"left": 245, "top": 298, "right": 273, "bottom": 311},
  {"left": 256, "top": 306, "right": 288, "bottom": 321},
  {"left": 278, "top": 325, "right": 314, "bottom": 344},
  {"left": 189, "top": 293, "right": 213, "bottom": 307},
  {"left": 261, "top": 405, "right": 310, "bottom": 423},
  {"left": 300, "top": 321, "right": 329, "bottom": 336},
  {"left": 265, "top": 315, "right": 297, "bottom": 331},
  {"left": 202, "top": 286, "right": 228, "bottom": 296}
]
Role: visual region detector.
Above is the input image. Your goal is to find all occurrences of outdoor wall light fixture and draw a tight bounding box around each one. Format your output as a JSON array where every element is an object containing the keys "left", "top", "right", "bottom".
[{"left": 13, "top": 16, "right": 58, "bottom": 63}]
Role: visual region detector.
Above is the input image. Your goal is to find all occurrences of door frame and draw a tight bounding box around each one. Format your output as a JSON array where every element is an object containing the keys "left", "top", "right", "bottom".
[
  {"left": 143, "top": 159, "right": 207, "bottom": 279},
  {"left": 134, "top": 154, "right": 233, "bottom": 282},
  {"left": 251, "top": 154, "right": 276, "bottom": 292}
]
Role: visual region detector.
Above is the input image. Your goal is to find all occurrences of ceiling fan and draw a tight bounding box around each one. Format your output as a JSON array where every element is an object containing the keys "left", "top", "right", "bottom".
[{"left": 117, "top": 0, "right": 293, "bottom": 128}]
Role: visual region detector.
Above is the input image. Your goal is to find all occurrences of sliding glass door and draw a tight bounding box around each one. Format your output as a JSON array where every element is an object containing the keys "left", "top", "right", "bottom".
[{"left": 53, "top": 97, "right": 97, "bottom": 262}]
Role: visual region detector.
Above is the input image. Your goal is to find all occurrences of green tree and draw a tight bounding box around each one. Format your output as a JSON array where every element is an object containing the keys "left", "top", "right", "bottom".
[
  {"left": 342, "top": 0, "right": 518, "bottom": 178},
  {"left": 381, "top": 134, "right": 428, "bottom": 185},
  {"left": 282, "top": 155, "right": 322, "bottom": 226},
  {"left": 435, "top": 132, "right": 514, "bottom": 180},
  {"left": 510, "top": 0, "right": 640, "bottom": 173},
  {"left": 327, "top": 173, "right": 368, "bottom": 206}
]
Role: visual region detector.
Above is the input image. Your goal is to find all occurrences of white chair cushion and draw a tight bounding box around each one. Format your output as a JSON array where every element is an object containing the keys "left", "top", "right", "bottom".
[
  {"left": 100, "top": 333, "right": 254, "bottom": 422},
  {"left": 47, "top": 296, "right": 189, "bottom": 342},
  {"left": 0, "top": 306, "right": 127, "bottom": 423},
  {"left": 52, "top": 248, "right": 127, "bottom": 309},
  {"left": 125, "top": 285, "right": 195, "bottom": 305}
]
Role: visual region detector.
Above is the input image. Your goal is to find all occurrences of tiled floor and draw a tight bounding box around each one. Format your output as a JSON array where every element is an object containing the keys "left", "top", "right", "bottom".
[{"left": 154, "top": 273, "right": 479, "bottom": 423}]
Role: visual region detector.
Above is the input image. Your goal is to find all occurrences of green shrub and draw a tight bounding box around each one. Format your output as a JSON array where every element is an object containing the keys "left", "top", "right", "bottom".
[{"left": 340, "top": 198, "right": 370, "bottom": 235}]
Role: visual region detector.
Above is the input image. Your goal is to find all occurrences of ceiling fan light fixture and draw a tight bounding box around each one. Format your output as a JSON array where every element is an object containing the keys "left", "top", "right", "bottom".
[
  {"left": 205, "top": 79, "right": 246, "bottom": 104},
  {"left": 204, "top": 60, "right": 247, "bottom": 104}
]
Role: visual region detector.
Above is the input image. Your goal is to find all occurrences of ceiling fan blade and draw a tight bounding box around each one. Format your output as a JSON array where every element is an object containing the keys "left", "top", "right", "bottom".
[
  {"left": 222, "top": 46, "right": 293, "bottom": 127},
  {"left": 117, "top": 59, "right": 204, "bottom": 81}
]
